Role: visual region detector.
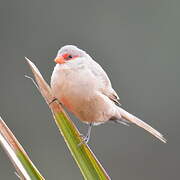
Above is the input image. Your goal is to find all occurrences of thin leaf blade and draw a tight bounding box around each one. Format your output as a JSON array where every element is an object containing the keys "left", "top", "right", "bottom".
[
  {"left": 0, "top": 117, "right": 45, "bottom": 180},
  {"left": 26, "top": 57, "right": 111, "bottom": 180}
]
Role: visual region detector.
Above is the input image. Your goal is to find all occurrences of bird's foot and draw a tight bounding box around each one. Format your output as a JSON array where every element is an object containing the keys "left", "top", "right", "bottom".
[
  {"left": 78, "top": 134, "right": 90, "bottom": 146},
  {"left": 48, "top": 98, "right": 62, "bottom": 106}
]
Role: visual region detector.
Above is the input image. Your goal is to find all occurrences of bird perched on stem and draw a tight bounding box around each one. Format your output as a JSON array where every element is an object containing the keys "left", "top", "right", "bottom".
[{"left": 51, "top": 45, "right": 167, "bottom": 144}]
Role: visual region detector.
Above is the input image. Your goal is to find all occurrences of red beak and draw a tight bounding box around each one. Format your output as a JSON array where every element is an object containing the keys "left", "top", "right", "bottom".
[{"left": 54, "top": 56, "right": 65, "bottom": 64}]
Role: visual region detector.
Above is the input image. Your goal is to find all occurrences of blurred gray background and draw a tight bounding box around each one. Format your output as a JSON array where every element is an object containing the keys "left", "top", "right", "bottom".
[{"left": 0, "top": 0, "right": 179, "bottom": 179}]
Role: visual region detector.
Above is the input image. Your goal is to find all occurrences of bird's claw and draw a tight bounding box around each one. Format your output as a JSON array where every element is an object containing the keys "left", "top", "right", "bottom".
[
  {"left": 48, "top": 98, "right": 62, "bottom": 106},
  {"left": 78, "top": 134, "right": 90, "bottom": 146}
]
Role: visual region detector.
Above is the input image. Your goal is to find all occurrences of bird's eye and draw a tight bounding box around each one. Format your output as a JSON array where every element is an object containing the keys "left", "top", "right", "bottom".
[{"left": 68, "top": 55, "right": 72, "bottom": 59}]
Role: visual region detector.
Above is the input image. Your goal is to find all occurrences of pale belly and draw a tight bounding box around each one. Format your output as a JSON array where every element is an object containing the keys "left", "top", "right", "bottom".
[
  {"left": 51, "top": 65, "right": 117, "bottom": 124},
  {"left": 59, "top": 90, "right": 116, "bottom": 124}
]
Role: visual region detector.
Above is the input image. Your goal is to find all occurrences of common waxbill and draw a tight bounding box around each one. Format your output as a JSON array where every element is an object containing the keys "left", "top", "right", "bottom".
[{"left": 51, "top": 45, "right": 166, "bottom": 144}]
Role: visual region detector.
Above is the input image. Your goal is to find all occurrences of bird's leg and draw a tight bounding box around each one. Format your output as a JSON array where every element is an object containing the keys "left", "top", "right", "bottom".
[
  {"left": 85, "top": 122, "right": 93, "bottom": 142},
  {"left": 78, "top": 123, "right": 93, "bottom": 146}
]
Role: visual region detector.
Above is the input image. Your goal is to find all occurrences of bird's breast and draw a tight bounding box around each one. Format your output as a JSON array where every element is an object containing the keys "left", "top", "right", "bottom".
[
  {"left": 51, "top": 65, "right": 98, "bottom": 111},
  {"left": 51, "top": 64, "right": 117, "bottom": 123}
]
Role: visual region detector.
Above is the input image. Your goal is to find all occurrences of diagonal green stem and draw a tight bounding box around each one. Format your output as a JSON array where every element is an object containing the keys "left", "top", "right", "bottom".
[
  {"left": 53, "top": 111, "right": 110, "bottom": 180},
  {"left": 26, "top": 57, "right": 111, "bottom": 180},
  {"left": 0, "top": 117, "right": 45, "bottom": 180}
]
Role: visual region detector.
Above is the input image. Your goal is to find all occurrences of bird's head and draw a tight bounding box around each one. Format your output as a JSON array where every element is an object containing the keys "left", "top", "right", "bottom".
[{"left": 54, "top": 45, "right": 88, "bottom": 64}]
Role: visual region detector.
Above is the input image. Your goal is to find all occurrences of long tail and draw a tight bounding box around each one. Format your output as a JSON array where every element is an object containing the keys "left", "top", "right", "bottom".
[{"left": 117, "top": 107, "right": 167, "bottom": 143}]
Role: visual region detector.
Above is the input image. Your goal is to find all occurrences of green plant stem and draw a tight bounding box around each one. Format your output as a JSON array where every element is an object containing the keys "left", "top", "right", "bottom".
[
  {"left": 26, "top": 57, "right": 111, "bottom": 180},
  {"left": 0, "top": 117, "right": 45, "bottom": 180}
]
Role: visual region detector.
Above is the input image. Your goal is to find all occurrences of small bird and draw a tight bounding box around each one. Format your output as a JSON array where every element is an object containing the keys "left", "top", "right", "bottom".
[{"left": 51, "top": 45, "right": 166, "bottom": 144}]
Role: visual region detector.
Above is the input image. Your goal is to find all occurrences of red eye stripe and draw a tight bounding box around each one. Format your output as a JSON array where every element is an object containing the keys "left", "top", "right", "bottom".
[
  {"left": 72, "top": 55, "right": 78, "bottom": 60},
  {"left": 62, "top": 53, "right": 70, "bottom": 59},
  {"left": 62, "top": 53, "right": 79, "bottom": 60}
]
